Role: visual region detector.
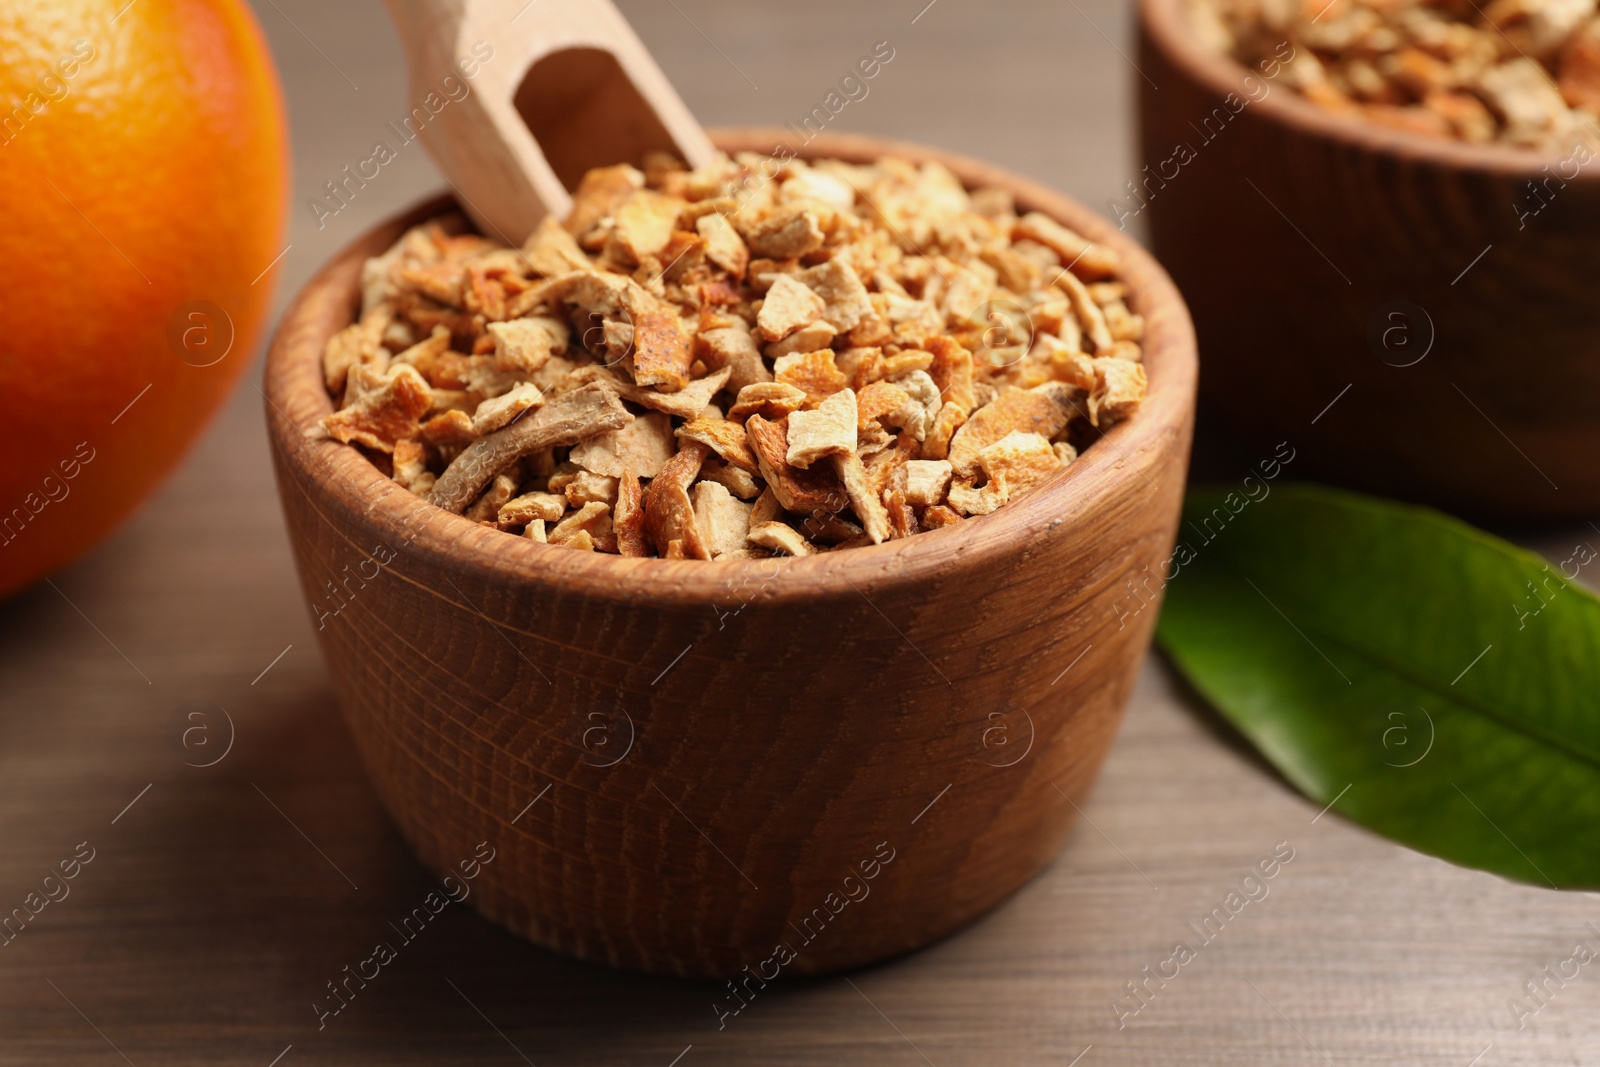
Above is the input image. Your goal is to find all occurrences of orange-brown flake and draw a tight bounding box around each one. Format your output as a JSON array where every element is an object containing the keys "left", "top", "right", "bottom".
[{"left": 323, "top": 365, "right": 433, "bottom": 453}]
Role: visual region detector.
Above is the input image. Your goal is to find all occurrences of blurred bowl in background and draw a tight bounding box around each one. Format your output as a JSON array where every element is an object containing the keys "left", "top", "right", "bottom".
[{"left": 1139, "top": 0, "right": 1600, "bottom": 520}]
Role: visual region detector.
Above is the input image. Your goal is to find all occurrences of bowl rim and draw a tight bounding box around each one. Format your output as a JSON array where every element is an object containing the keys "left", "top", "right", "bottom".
[
  {"left": 264, "top": 127, "right": 1197, "bottom": 610},
  {"left": 1139, "top": 0, "right": 1600, "bottom": 180}
]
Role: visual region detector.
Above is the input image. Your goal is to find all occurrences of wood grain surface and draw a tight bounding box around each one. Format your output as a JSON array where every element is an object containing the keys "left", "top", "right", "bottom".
[{"left": 3, "top": 0, "right": 1600, "bottom": 1063}]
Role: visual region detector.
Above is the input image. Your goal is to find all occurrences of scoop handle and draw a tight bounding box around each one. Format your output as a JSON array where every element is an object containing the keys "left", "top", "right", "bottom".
[{"left": 384, "top": 0, "right": 715, "bottom": 243}]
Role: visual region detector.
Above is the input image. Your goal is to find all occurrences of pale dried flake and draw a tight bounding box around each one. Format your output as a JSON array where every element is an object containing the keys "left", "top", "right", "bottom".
[
  {"left": 1055, "top": 269, "right": 1115, "bottom": 353},
  {"left": 773, "top": 350, "right": 849, "bottom": 404},
  {"left": 697, "top": 320, "right": 771, "bottom": 394},
  {"left": 786, "top": 387, "right": 858, "bottom": 469},
  {"left": 471, "top": 381, "right": 544, "bottom": 435},
  {"left": 421, "top": 408, "right": 477, "bottom": 449},
  {"left": 1024, "top": 295, "right": 1076, "bottom": 345},
  {"left": 903, "top": 459, "right": 954, "bottom": 507},
  {"left": 1479, "top": 57, "right": 1573, "bottom": 141},
  {"left": 524, "top": 518, "right": 549, "bottom": 543},
  {"left": 700, "top": 458, "right": 763, "bottom": 499},
  {"left": 746, "top": 414, "right": 848, "bottom": 513},
  {"left": 487, "top": 316, "right": 567, "bottom": 374},
  {"left": 729, "top": 381, "right": 808, "bottom": 421},
  {"left": 1047, "top": 344, "right": 1097, "bottom": 392},
  {"left": 324, "top": 302, "right": 393, "bottom": 394},
  {"left": 797, "top": 258, "right": 874, "bottom": 332},
  {"left": 925, "top": 336, "right": 976, "bottom": 410},
  {"left": 945, "top": 478, "right": 999, "bottom": 516},
  {"left": 1053, "top": 440, "right": 1079, "bottom": 467},
  {"left": 880, "top": 349, "right": 935, "bottom": 379},
  {"left": 749, "top": 486, "right": 784, "bottom": 527},
  {"left": 573, "top": 364, "right": 732, "bottom": 420},
  {"left": 856, "top": 380, "right": 914, "bottom": 433},
  {"left": 465, "top": 472, "right": 520, "bottom": 523},
  {"left": 499, "top": 491, "right": 565, "bottom": 526},
  {"left": 429, "top": 382, "right": 632, "bottom": 513},
  {"left": 644, "top": 441, "right": 710, "bottom": 559},
  {"left": 922, "top": 401, "right": 968, "bottom": 461},
  {"left": 1509, "top": 0, "right": 1595, "bottom": 57},
  {"left": 400, "top": 260, "right": 467, "bottom": 308},
  {"left": 921, "top": 503, "right": 964, "bottom": 529},
  {"left": 323, "top": 364, "right": 433, "bottom": 453},
  {"left": 520, "top": 215, "right": 591, "bottom": 277},
  {"left": 389, "top": 324, "right": 455, "bottom": 380},
  {"left": 613, "top": 470, "right": 649, "bottom": 557},
  {"left": 1101, "top": 300, "right": 1146, "bottom": 343},
  {"left": 678, "top": 415, "right": 759, "bottom": 472},
  {"left": 780, "top": 167, "right": 857, "bottom": 210},
  {"left": 550, "top": 501, "right": 613, "bottom": 551},
  {"left": 758, "top": 275, "right": 828, "bottom": 341},
  {"left": 940, "top": 265, "right": 994, "bottom": 325},
  {"left": 948, "top": 382, "right": 1078, "bottom": 478},
  {"left": 863, "top": 437, "right": 913, "bottom": 498},
  {"left": 980, "top": 246, "right": 1044, "bottom": 293},
  {"left": 570, "top": 410, "right": 676, "bottom": 479},
  {"left": 361, "top": 233, "right": 412, "bottom": 315},
  {"left": 979, "top": 431, "right": 1062, "bottom": 495},
  {"left": 883, "top": 292, "right": 944, "bottom": 340},
  {"left": 743, "top": 204, "right": 826, "bottom": 259},
  {"left": 766, "top": 320, "right": 837, "bottom": 360},
  {"left": 1089, "top": 356, "right": 1149, "bottom": 426},
  {"left": 391, "top": 439, "right": 430, "bottom": 491},
  {"left": 565, "top": 163, "right": 644, "bottom": 240},
  {"left": 833, "top": 450, "right": 892, "bottom": 544},
  {"left": 1560, "top": 16, "right": 1600, "bottom": 110},
  {"left": 696, "top": 212, "right": 750, "bottom": 278},
  {"left": 856, "top": 423, "right": 895, "bottom": 459},
  {"left": 1014, "top": 212, "right": 1121, "bottom": 279},
  {"left": 565, "top": 469, "right": 620, "bottom": 507},
  {"left": 890, "top": 369, "right": 944, "bottom": 441},
  {"left": 428, "top": 389, "right": 475, "bottom": 416},
  {"left": 610, "top": 188, "right": 687, "bottom": 263},
  {"left": 747, "top": 520, "right": 817, "bottom": 557},
  {"left": 625, "top": 296, "right": 696, "bottom": 393},
  {"left": 883, "top": 478, "right": 917, "bottom": 540},
  {"left": 691, "top": 480, "right": 754, "bottom": 559},
  {"left": 546, "top": 462, "right": 582, "bottom": 496}
]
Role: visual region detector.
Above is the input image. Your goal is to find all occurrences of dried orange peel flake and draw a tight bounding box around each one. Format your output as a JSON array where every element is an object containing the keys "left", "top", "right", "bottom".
[{"left": 321, "top": 151, "right": 1147, "bottom": 557}]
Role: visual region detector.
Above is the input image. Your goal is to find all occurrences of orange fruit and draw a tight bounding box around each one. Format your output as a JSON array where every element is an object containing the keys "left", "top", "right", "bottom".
[{"left": 0, "top": 0, "right": 288, "bottom": 598}]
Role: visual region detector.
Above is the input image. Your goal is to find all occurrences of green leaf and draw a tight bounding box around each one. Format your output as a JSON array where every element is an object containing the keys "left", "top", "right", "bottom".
[{"left": 1155, "top": 482, "right": 1600, "bottom": 888}]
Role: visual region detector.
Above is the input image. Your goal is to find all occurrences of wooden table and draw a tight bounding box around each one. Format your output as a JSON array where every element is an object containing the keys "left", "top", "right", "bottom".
[{"left": 5, "top": 1, "right": 1599, "bottom": 1062}]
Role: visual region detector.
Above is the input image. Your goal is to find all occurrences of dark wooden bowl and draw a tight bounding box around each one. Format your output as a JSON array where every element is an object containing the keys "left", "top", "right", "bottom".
[
  {"left": 264, "top": 128, "right": 1197, "bottom": 978},
  {"left": 1139, "top": 0, "right": 1600, "bottom": 519}
]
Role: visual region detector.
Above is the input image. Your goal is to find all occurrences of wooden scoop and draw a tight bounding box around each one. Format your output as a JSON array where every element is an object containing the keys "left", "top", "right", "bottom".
[{"left": 384, "top": 0, "right": 715, "bottom": 243}]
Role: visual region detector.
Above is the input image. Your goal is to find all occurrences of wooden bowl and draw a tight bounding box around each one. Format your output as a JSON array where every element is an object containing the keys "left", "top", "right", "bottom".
[
  {"left": 1138, "top": 0, "right": 1600, "bottom": 519},
  {"left": 264, "top": 128, "right": 1197, "bottom": 977}
]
